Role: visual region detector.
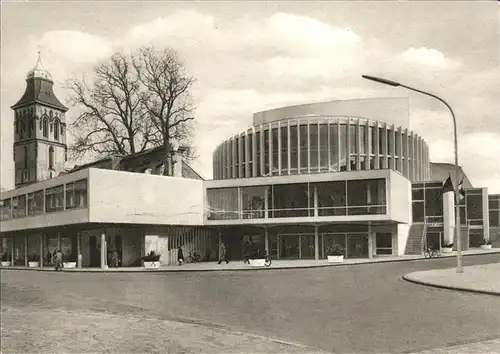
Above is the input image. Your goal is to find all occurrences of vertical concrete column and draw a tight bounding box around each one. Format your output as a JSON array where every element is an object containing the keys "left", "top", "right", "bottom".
[
  {"left": 238, "top": 134, "right": 243, "bottom": 178},
  {"left": 327, "top": 119, "right": 331, "bottom": 171},
  {"left": 259, "top": 124, "right": 265, "bottom": 176},
  {"left": 287, "top": 121, "right": 291, "bottom": 175},
  {"left": 40, "top": 234, "right": 44, "bottom": 268},
  {"left": 77, "top": 232, "right": 81, "bottom": 268},
  {"left": 365, "top": 120, "right": 371, "bottom": 170},
  {"left": 57, "top": 232, "right": 61, "bottom": 250},
  {"left": 443, "top": 191, "right": 455, "bottom": 244},
  {"left": 307, "top": 120, "right": 311, "bottom": 174},
  {"left": 375, "top": 121, "right": 380, "bottom": 169},
  {"left": 314, "top": 185, "right": 318, "bottom": 217},
  {"left": 368, "top": 223, "right": 373, "bottom": 259},
  {"left": 356, "top": 119, "right": 361, "bottom": 171},
  {"left": 277, "top": 121, "right": 282, "bottom": 175},
  {"left": 268, "top": 123, "right": 273, "bottom": 175},
  {"left": 264, "top": 226, "right": 269, "bottom": 254},
  {"left": 100, "top": 232, "right": 107, "bottom": 269},
  {"left": 314, "top": 225, "right": 319, "bottom": 260},
  {"left": 24, "top": 235, "right": 28, "bottom": 267},
  {"left": 11, "top": 235, "right": 15, "bottom": 265},
  {"left": 346, "top": 119, "right": 351, "bottom": 171},
  {"left": 251, "top": 127, "right": 257, "bottom": 177},
  {"left": 483, "top": 188, "right": 490, "bottom": 241},
  {"left": 297, "top": 120, "right": 301, "bottom": 174},
  {"left": 337, "top": 118, "right": 341, "bottom": 171},
  {"left": 244, "top": 130, "right": 250, "bottom": 178},
  {"left": 383, "top": 123, "right": 389, "bottom": 169},
  {"left": 317, "top": 121, "right": 321, "bottom": 173},
  {"left": 391, "top": 125, "right": 396, "bottom": 170}
]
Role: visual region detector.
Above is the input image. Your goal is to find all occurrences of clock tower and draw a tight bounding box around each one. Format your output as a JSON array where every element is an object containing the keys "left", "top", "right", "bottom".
[{"left": 11, "top": 54, "right": 68, "bottom": 188}]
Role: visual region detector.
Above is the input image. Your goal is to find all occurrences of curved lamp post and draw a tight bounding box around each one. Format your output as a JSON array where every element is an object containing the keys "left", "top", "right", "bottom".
[{"left": 362, "top": 75, "right": 463, "bottom": 273}]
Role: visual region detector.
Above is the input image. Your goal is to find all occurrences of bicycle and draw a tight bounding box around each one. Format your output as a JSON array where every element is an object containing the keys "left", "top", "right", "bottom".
[
  {"left": 264, "top": 254, "right": 272, "bottom": 267},
  {"left": 186, "top": 251, "right": 201, "bottom": 263},
  {"left": 423, "top": 247, "right": 440, "bottom": 259}
]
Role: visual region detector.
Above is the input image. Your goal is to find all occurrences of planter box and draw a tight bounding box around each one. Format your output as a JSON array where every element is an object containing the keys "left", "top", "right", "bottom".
[
  {"left": 248, "top": 259, "right": 266, "bottom": 267},
  {"left": 1, "top": 261, "right": 11, "bottom": 267},
  {"left": 143, "top": 261, "right": 161, "bottom": 269},
  {"left": 480, "top": 244, "right": 492, "bottom": 250},
  {"left": 28, "top": 261, "right": 40, "bottom": 268},
  {"left": 441, "top": 247, "right": 453, "bottom": 254},
  {"left": 327, "top": 255, "right": 344, "bottom": 263},
  {"left": 64, "top": 262, "right": 77, "bottom": 268}
]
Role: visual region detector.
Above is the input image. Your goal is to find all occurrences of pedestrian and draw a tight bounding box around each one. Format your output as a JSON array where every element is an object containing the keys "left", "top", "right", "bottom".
[
  {"left": 53, "top": 249, "right": 63, "bottom": 271},
  {"left": 112, "top": 249, "right": 119, "bottom": 268},
  {"left": 177, "top": 247, "right": 185, "bottom": 266},
  {"left": 218, "top": 242, "right": 229, "bottom": 264}
]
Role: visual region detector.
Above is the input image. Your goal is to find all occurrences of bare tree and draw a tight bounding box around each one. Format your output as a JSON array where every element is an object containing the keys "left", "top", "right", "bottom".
[
  {"left": 67, "top": 53, "right": 158, "bottom": 160},
  {"left": 133, "top": 46, "right": 196, "bottom": 175}
]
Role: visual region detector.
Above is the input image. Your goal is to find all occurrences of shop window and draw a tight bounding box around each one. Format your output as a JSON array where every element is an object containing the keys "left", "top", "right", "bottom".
[{"left": 28, "top": 190, "right": 44, "bottom": 215}]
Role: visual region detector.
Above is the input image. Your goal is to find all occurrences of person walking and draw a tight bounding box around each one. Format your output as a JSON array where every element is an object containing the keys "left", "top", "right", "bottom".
[
  {"left": 177, "top": 247, "right": 185, "bottom": 266},
  {"left": 218, "top": 242, "right": 229, "bottom": 264},
  {"left": 53, "top": 249, "right": 63, "bottom": 271}
]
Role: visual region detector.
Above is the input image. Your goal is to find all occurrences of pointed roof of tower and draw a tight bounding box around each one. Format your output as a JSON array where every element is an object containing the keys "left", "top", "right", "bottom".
[{"left": 11, "top": 52, "right": 68, "bottom": 112}]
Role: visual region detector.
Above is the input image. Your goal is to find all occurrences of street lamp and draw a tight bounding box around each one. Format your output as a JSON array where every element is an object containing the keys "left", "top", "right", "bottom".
[{"left": 362, "top": 74, "right": 463, "bottom": 273}]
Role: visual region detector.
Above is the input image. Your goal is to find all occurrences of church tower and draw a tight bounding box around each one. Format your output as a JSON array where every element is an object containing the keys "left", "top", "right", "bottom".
[{"left": 11, "top": 54, "right": 68, "bottom": 188}]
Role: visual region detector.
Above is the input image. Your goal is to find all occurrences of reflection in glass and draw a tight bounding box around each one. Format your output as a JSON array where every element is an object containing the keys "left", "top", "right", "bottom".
[
  {"left": 316, "top": 181, "right": 347, "bottom": 216},
  {"left": 346, "top": 179, "right": 386, "bottom": 215},
  {"left": 207, "top": 188, "right": 239, "bottom": 220},
  {"left": 271, "top": 183, "right": 312, "bottom": 218},
  {"left": 241, "top": 186, "right": 267, "bottom": 219}
]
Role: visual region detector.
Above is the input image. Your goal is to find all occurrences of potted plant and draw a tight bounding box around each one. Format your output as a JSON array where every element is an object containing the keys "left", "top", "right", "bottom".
[
  {"left": 1, "top": 252, "right": 11, "bottom": 267},
  {"left": 327, "top": 244, "right": 344, "bottom": 263},
  {"left": 63, "top": 252, "right": 77, "bottom": 268},
  {"left": 480, "top": 239, "right": 492, "bottom": 250},
  {"left": 27, "top": 253, "right": 40, "bottom": 268},
  {"left": 142, "top": 250, "right": 161, "bottom": 269},
  {"left": 441, "top": 243, "right": 454, "bottom": 253}
]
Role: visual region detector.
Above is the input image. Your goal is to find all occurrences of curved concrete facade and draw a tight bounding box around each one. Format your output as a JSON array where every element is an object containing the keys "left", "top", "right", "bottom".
[
  {"left": 253, "top": 97, "right": 410, "bottom": 128},
  {"left": 213, "top": 99, "right": 430, "bottom": 182}
]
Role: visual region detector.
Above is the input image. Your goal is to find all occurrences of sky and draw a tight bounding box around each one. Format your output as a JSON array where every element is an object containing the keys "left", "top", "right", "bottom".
[{"left": 1, "top": 1, "right": 499, "bottom": 193}]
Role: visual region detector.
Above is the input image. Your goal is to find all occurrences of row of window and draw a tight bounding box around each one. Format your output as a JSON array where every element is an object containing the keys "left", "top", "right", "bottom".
[
  {"left": 15, "top": 116, "right": 63, "bottom": 141},
  {"left": 489, "top": 195, "right": 500, "bottom": 227},
  {"left": 214, "top": 120, "right": 429, "bottom": 182},
  {"left": 0, "top": 179, "right": 87, "bottom": 220},
  {"left": 206, "top": 179, "right": 387, "bottom": 220}
]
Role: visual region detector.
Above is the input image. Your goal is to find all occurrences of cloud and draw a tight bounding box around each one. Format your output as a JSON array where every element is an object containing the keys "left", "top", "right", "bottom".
[
  {"left": 35, "top": 30, "right": 113, "bottom": 65},
  {"left": 401, "top": 47, "right": 462, "bottom": 69}
]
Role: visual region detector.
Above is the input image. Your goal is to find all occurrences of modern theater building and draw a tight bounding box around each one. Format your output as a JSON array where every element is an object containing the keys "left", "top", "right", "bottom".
[{"left": 0, "top": 61, "right": 498, "bottom": 268}]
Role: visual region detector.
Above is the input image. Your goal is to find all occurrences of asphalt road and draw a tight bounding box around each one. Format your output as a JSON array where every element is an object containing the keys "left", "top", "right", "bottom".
[{"left": 2, "top": 254, "right": 499, "bottom": 353}]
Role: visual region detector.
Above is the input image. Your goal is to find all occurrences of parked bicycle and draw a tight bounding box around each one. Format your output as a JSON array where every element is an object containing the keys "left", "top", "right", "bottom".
[
  {"left": 186, "top": 251, "right": 202, "bottom": 263},
  {"left": 424, "top": 246, "right": 440, "bottom": 259}
]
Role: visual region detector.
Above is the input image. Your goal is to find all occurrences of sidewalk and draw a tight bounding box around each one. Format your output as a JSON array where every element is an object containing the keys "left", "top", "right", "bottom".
[
  {"left": 403, "top": 263, "right": 500, "bottom": 295},
  {"left": 2, "top": 248, "right": 499, "bottom": 272},
  {"left": 411, "top": 338, "right": 500, "bottom": 353}
]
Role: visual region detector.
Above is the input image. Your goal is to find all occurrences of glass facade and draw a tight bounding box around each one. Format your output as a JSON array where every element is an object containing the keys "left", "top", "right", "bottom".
[
  {"left": 206, "top": 178, "right": 387, "bottom": 221},
  {"left": 411, "top": 182, "right": 443, "bottom": 222},
  {"left": 213, "top": 117, "right": 429, "bottom": 182},
  {"left": 489, "top": 195, "right": 500, "bottom": 227},
  {"left": 1, "top": 178, "right": 88, "bottom": 220}
]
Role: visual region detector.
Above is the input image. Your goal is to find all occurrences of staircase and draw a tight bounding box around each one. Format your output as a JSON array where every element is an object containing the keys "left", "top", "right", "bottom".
[{"left": 405, "top": 224, "right": 425, "bottom": 255}]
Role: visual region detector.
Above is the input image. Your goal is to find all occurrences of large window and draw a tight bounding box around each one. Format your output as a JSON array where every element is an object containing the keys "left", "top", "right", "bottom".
[
  {"left": 28, "top": 190, "right": 44, "bottom": 215},
  {"left": 317, "top": 181, "right": 347, "bottom": 216},
  {"left": 272, "top": 127, "right": 279, "bottom": 175},
  {"left": 65, "top": 179, "right": 88, "bottom": 209},
  {"left": 207, "top": 188, "right": 238, "bottom": 220},
  {"left": 255, "top": 131, "right": 261, "bottom": 176},
  {"left": 466, "top": 189, "right": 483, "bottom": 220},
  {"left": 319, "top": 124, "right": 328, "bottom": 171},
  {"left": 280, "top": 126, "right": 288, "bottom": 172},
  {"left": 489, "top": 196, "right": 500, "bottom": 227},
  {"left": 45, "top": 185, "right": 64, "bottom": 213},
  {"left": 309, "top": 124, "right": 319, "bottom": 170},
  {"left": 264, "top": 130, "right": 270, "bottom": 176},
  {"left": 271, "top": 183, "right": 312, "bottom": 218},
  {"left": 411, "top": 182, "right": 443, "bottom": 222},
  {"left": 0, "top": 199, "right": 11, "bottom": 220},
  {"left": 299, "top": 125, "right": 308, "bottom": 173},
  {"left": 346, "top": 179, "right": 386, "bottom": 215},
  {"left": 241, "top": 186, "right": 267, "bottom": 219},
  {"left": 12, "top": 195, "right": 27, "bottom": 218}
]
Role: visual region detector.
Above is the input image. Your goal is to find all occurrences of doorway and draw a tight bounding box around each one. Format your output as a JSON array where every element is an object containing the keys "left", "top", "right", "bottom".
[
  {"left": 277, "top": 233, "right": 315, "bottom": 259},
  {"left": 89, "top": 236, "right": 100, "bottom": 267},
  {"left": 375, "top": 233, "right": 392, "bottom": 255}
]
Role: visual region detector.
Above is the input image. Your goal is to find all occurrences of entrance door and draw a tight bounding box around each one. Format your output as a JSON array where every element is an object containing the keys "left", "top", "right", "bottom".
[
  {"left": 347, "top": 234, "right": 369, "bottom": 258},
  {"left": 89, "top": 236, "right": 100, "bottom": 267},
  {"left": 278, "top": 234, "right": 299, "bottom": 259},
  {"left": 375, "top": 233, "right": 392, "bottom": 255}
]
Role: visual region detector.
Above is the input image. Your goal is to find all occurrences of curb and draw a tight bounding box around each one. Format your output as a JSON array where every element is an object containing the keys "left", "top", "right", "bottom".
[
  {"left": 2, "top": 251, "right": 499, "bottom": 274},
  {"left": 402, "top": 274, "right": 500, "bottom": 296}
]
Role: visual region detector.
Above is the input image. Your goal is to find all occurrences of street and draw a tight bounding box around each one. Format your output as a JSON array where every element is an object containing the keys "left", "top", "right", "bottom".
[{"left": 1, "top": 254, "right": 499, "bottom": 353}]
